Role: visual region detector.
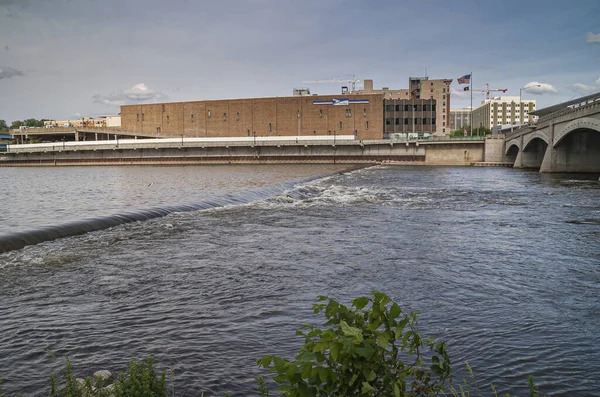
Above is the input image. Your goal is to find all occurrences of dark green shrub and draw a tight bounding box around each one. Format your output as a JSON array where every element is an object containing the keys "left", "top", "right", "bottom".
[{"left": 257, "top": 290, "right": 451, "bottom": 396}]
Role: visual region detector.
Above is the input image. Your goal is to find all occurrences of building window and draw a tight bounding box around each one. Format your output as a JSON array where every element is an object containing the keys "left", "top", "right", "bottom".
[
  {"left": 431, "top": 82, "right": 433, "bottom": 86},
  {"left": 136, "top": 114, "right": 139, "bottom": 121},
  {"left": 432, "top": 104, "right": 436, "bottom": 111},
  {"left": 385, "top": 118, "right": 392, "bottom": 125},
  {"left": 366, "top": 120, "right": 369, "bottom": 129},
  {"left": 404, "top": 105, "right": 409, "bottom": 111},
  {"left": 442, "top": 94, "right": 446, "bottom": 99},
  {"left": 236, "top": 112, "right": 240, "bottom": 121},
  {"left": 208, "top": 110, "right": 211, "bottom": 117},
  {"left": 443, "top": 128, "right": 446, "bottom": 133},
  {"left": 313, "top": 130, "right": 316, "bottom": 136},
  {"left": 141, "top": 113, "right": 144, "bottom": 121},
  {"left": 339, "top": 121, "right": 343, "bottom": 129},
  {"left": 432, "top": 118, "right": 436, "bottom": 125},
  {"left": 162, "top": 105, "right": 165, "bottom": 112},
  {"left": 223, "top": 113, "right": 227, "bottom": 121},
  {"left": 363, "top": 108, "right": 367, "bottom": 117},
  {"left": 395, "top": 118, "right": 400, "bottom": 125},
  {"left": 443, "top": 88, "right": 446, "bottom": 93},
  {"left": 320, "top": 109, "right": 323, "bottom": 118},
  {"left": 268, "top": 123, "right": 272, "bottom": 132},
  {"left": 404, "top": 118, "right": 409, "bottom": 125},
  {"left": 347, "top": 108, "right": 352, "bottom": 117},
  {"left": 247, "top": 129, "right": 250, "bottom": 136},
  {"left": 423, "top": 118, "right": 427, "bottom": 124},
  {"left": 191, "top": 114, "right": 194, "bottom": 121},
  {"left": 167, "top": 115, "right": 170, "bottom": 123},
  {"left": 443, "top": 121, "right": 446, "bottom": 126}
]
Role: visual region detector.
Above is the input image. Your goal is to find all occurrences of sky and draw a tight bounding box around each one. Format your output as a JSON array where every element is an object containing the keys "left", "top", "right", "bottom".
[{"left": 0, "top": 0, "right": 599, "bottom": 122}]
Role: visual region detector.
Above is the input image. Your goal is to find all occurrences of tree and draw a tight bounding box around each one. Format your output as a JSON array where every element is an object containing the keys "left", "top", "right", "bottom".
[
  {"left": 450, "top": 125, "right": 491, "bottom": 137},
  {"left": 0, "top": 120, "right": 8, "bottom": 132},
  {"left": 23, "top": 118, "right": 44, "bottom": 128},
  {"left": 258, "top": 291, "right": 451, "bottom": 396},
  {"left": 11, "top": 120, "right": 23, "bottom": 130}
]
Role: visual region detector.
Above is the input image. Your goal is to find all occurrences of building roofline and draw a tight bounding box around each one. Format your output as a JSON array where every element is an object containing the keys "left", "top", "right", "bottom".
[{"left": 120, "top": 92, "right": 384, "bottom": 108}]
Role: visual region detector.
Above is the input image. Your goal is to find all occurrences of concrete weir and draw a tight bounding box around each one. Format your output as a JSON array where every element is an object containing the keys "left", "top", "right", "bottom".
[{"left": 0, "top": 137, "right": 486, "bottom": 167}]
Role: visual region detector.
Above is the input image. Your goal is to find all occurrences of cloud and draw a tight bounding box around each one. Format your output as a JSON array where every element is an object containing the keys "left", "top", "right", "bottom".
[
  {"left": 0, "top": 66, "right": 24, "bottom": 79},
  {"left": 523, "top": 82, "right": 557, "bottom": 95},
  {"left": 572, "top": 77, "right": 600, "bottom": 95},
  {"left": 587, "top": 32, "right": 600, "bottom": 44},
  {"left": 92, "top": 83, "right": 168, "bottom": 107},
  {"left": 573, "top": 83, "right": 595, "bottom": 95}
]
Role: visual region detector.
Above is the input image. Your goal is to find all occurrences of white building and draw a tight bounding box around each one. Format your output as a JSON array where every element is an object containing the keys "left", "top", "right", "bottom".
[
  {"left": 98, "top": 115, "right": 121, "bottom": 127},
  {"left": 450, "top": 108, "right": 472, "bottom": 131},
  {"left": 471, "top": 96, "right": 536, "bottom": 130}
]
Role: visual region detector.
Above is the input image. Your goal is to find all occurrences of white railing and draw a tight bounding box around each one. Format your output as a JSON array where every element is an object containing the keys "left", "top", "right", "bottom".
[{"left": 1, "top": 135, "right": 358, "bottom": 153}]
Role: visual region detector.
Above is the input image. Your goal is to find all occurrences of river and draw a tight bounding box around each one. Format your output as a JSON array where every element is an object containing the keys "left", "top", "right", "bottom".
[{"left": 0, "top": 164, "right": 599, "bottom": 396}]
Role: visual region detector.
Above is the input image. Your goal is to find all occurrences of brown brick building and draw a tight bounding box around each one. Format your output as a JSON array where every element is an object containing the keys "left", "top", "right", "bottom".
[
  {"left": 121, "top": 93, "right": 383, "bottom": 141},
  {"left": 357, "top": 77, "right": 452, "bottom": 136}
]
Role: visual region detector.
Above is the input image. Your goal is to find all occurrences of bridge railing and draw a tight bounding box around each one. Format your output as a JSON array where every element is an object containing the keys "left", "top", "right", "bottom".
[
  {"left": 537, "top": 95, "right": 600, "bottom": 125},
  {"left": 0, "top": 135, "right": 487, "bottom": 154}
]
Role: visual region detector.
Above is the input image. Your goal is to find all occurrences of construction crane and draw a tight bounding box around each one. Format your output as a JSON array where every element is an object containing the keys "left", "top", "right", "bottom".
[
  {"left": 453, "top": 83, "right": 507, "bottom": 99},
  {"left": 301, "top": 74, "right": 362, "bottom": 93}
]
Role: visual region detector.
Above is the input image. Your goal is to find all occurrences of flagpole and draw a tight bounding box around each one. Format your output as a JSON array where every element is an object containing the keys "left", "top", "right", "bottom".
[{"left": 470, "top": 71, "right": 473, "bottom": 136}]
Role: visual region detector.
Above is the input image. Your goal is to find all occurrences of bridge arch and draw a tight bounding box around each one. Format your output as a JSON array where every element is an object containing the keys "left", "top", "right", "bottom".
[
  {"left": 504, "top": 140, "right": 520, "bottom": 156},
  {"left": 554, "top": 117, "right": 600, "bottom": 147},
  {"left": 523, "top": 131, "right": 550, "bottom": 152}
]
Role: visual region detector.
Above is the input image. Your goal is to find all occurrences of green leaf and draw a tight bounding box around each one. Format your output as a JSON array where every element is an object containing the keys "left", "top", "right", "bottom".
[
  {"left": 330, "top": 343, "right": 341, "bottom": 361},
  {"left": 364, "top": 369, "right": 376, "bottom": 382},
  {"left": 394, "top": 382, "right": 401, "bottom": 397},
  {"left": 295, "top": 350, "right": 317, "bottom": 363},
  {"left": 340, "top": 320, "right": 363, "bottom": 343},
  {"left": 353, "top": 296, "right": 370, "bottom": 310},
  {"left": 301, "top": 363, "right": 312, "bottom": 379},
  {"left": 378, "top": 333, "right": 389, "bottom": 347},
  {"left": 390, "top": 303, "right": 402, "bottom": 319},
  {"left": 259, "top": 356, "right": 272, "bottom": 368},
  {"left": 361, "top": 381, "right": 374, "bottom": 394}
]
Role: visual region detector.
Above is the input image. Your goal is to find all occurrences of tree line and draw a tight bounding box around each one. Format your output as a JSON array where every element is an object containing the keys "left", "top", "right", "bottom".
[{"left": 0, "top": 118, "right": 49, "bottom": 131}]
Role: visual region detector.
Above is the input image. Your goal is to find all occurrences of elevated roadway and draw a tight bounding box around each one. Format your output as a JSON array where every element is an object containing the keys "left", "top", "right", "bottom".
[{"left": 504, "top": 92, "right": 600, "bottom": 172}]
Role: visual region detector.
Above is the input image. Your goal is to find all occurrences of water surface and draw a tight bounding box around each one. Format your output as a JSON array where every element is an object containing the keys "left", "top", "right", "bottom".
[{"left": 0, "top": 165, "right": 599, "bottom": 396}]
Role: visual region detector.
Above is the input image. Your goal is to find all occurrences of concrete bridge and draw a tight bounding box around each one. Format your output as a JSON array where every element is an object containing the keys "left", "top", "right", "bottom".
[{"left": 504, "top": 92, "right": 600, "bottom": 172}]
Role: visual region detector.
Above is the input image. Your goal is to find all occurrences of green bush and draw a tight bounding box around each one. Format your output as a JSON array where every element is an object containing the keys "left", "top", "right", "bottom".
[{"left": 257, "top": 291, "right": 451, "bottom": 397}]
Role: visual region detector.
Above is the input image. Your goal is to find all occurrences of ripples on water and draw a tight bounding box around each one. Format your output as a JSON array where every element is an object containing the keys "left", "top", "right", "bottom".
[{"left": 0, "top": 165, "right": 599, "bottom": 396}]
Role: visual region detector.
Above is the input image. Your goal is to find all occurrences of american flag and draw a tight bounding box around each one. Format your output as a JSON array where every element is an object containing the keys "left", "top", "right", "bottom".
[{"left": 457, "top": 74, "right": 471, "bottom": 84}]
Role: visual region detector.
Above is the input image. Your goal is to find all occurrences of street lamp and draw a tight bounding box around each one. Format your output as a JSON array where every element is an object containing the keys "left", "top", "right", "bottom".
[{"left": 519, "top": 84, "right": 541, "bottom": 126}]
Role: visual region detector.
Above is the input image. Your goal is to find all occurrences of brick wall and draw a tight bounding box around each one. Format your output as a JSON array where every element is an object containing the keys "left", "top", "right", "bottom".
[{"left": 121, "top": 94, "right": 383, "bottom": 140}]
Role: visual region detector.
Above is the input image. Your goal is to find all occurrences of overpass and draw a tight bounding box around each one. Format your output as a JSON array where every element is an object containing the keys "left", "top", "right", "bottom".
[{"left": 504, "top": 92, "right": 600, "bottom": 172}]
